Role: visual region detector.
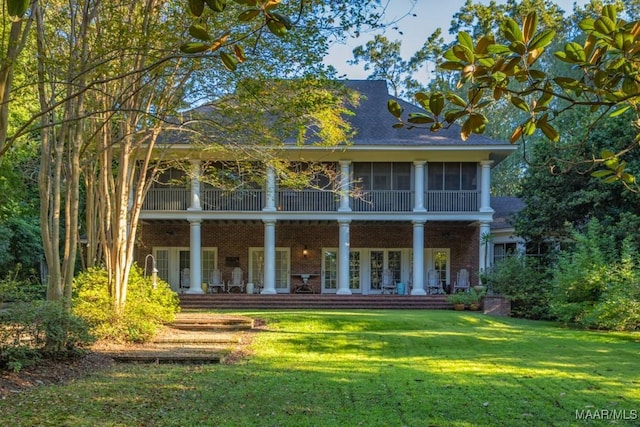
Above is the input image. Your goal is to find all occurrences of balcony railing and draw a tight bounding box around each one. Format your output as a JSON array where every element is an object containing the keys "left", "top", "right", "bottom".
[
  {"left": 352, "top": 190, "right": 413, "bottom": 212},
  {"left": 278, "top": 190, "right": 338, "bottom": 212},
  {"left": 202, "top": 189, "right": 263, "bottom": 211},
  {"left": 143, "top": 188, "right": 480, "bottom": 213},
  {"left": 426, "top": 191, "right": 479, "bottom": 212}
]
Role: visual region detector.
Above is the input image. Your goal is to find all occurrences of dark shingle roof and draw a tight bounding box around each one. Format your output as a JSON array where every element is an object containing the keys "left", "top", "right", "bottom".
[
  {"left": 341, "top": 80, "right": 508, "bottom": 146},
  {"left": 491, "top": 196, "right": 525, "bottom": 230}
]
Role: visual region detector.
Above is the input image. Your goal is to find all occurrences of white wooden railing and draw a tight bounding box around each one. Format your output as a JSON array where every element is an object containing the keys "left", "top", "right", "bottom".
[
  {"left": 352, "top": 190, "right": 413, "bottom": 212},
  {"left": 143, "top": 188, "right": 480, "bottom": 213},
  {"left": 278, "top": 190, "right": 338, "bottom": 212},
  {"left": 426, "top": 191, "right": 479, "bottom": 212}
]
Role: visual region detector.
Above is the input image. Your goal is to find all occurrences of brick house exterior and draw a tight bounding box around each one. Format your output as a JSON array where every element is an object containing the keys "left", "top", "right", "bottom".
[{"left": 136, "top": 80, "right": 517, "bottom": 295}]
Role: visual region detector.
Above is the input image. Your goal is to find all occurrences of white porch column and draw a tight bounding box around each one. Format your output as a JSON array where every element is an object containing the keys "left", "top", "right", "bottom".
[
  {"left": 189, "top": 160, "right": 202, "bottom": 210},
  {"left": 480, "top": 160, "right": 494, "bottom": 212},
  {"left": 261, "top": 219, "right": 277, "bottom": 294},
  {"left": 479, "top": 221, "right": 492, "bottom": 281},
  {"left": 264, "top": 165, "right": 277, "bottom": 212},
  {"left": 338, "top": 160, "right": 352, "bottom": 212},
  {"left": 337, "top": 219, "right": 352, "bottom": 295},
  {"left": 187, "top": 218, "right": 203, "bottom": 294},
  {"left": 411, "top": 220, "right": 427, "bottom": 295},
  {"left": 413, "top": 161, "right": 426, "bottom": 212}
]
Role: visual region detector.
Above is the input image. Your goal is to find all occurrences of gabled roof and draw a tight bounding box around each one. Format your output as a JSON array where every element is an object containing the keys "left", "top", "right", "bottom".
[
  {"left": 490, "top": 196, "right": 525, "bottom": 230},
  {"left": 340, "top": 80, "right": 509, "bottom": 147}
]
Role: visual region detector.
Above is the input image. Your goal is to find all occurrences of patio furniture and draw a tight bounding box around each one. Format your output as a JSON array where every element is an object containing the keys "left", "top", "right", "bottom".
[
  {"left": 208, "top": 269, "right": 225, "bottom": 293},
  {"left": 453, "top": 268, "right": 470, "bottom": 293},
  {"left": 381, "top": 269, "right": 397, "bottom": 294},
  {"left": 180, "top": 268, "right": 190, "bottom": 291},
  {"left": 227, "top": 267, "right": 245, "bottom": 293},
  {"left": 426, "top": 269, "right": 444, "bottom": 295}
]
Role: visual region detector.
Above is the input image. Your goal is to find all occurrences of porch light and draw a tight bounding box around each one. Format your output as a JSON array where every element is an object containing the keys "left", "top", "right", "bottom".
[{"left": 303, "top": 245, "right": 308, "bottom": 258}]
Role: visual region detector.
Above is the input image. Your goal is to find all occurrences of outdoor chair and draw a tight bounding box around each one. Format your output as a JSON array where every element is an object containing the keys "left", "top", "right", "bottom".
[
  {"left": 180, "top": 268, "right": 190, "bottom": 291},
  {"left": 208, "top": 269, "right": 225, "bottom": 293},
  {"left": 227, "top": 267, "right": 245, "bottom": 293},
  {"left": 381, "top": 268, "right": 397, "bottom": 294},
  {"left": 453, "top": 268, "right": 470, "bottom": 293},
  {"left": 426, "top": 269, "right": 444, "bottom": 295}
]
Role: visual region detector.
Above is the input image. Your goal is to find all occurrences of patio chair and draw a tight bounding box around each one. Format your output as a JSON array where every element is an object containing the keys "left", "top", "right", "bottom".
[
  {"left": 208, "top": 269, "right": 225, "bottom": 293},
  {"left": 453, "top": 268, "right": 470, "bottom": 293},
  {"left": 227, "top": 267, "right": 245, "bottom": 293},
  {"left": 180, "top": 268, "right": 190, "bottom": 292},
  {"left": 426, "top": 269, "right": 444, "bottom": 295},
  {"left": 381, "top": 269, "right": 397, "bottom": 294}
]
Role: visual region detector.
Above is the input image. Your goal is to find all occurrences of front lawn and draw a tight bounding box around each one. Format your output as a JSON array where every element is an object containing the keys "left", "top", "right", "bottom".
[{"left": 0, "top": 310, "right": 637, "bottom": 426}]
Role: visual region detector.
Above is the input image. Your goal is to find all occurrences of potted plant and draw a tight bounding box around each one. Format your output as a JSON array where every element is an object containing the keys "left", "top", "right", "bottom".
[
  {"left": 467, "top": 288, "right": 485, "bottom": 311},
  {"left": 446, "top": 292, "right": 470, "bottom": 310}
]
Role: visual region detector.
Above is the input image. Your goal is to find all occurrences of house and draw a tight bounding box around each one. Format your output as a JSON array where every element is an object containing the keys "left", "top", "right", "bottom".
[{"left": 136, "top": 80, "right": 517, "bottom": 295}]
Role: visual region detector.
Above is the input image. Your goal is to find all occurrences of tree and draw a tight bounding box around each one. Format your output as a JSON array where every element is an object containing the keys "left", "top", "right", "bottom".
[{"left": 389, "top": 2, "right": 640, "bottom": 189}]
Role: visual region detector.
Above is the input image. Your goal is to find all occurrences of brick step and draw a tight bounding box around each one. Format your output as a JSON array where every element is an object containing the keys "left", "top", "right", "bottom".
[{"left": 179, "top": 294, "right": 453, "bottom": 310}]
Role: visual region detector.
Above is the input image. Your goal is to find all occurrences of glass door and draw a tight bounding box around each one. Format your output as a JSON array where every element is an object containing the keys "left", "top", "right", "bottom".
[
  {"left": 249, "top": 248, "right": 290, "bottom": 293},
  {"left": 370, "top": 249, "right": 402, "bottom": 293},
  {"left": 322, "top": 249, "right": 361, "bottom": 293}
]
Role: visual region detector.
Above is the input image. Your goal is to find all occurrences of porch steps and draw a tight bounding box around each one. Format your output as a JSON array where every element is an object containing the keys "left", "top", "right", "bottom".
[
  {"left": 179, "top": 294, "right": 453, "bottom": 310},
  {"left": 97, "top": 313, "right": 254, "bottom": 364}
]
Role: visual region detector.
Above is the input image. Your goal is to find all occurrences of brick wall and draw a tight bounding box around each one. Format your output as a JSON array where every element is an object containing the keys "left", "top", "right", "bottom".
[{"left": 136, "top": 220, "right": 480, "bottom": 289}]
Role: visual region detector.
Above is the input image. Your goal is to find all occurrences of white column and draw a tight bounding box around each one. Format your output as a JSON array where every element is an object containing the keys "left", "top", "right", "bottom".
[
  {"left": 338, "top": 160, "right": 352, "bottom": 212},
  {"left": 337, "top": 219, "right": 352, "bottom": 295},
  {"left": 188, "top": 160, "right": 202, "bottom": 211},
  {"left": 261, "top": 219, "right": 277, "bottom": 294},
  {"left": 480, "top": 160, "right": 494, "bottom": 212},
  {"left": 413, "top": 161, "right": 426, "bottom": 212},
  {"left": 264, "top": 165, "right": 277, "bottom": 212},
  {"left": 411, "top": 220, "right": 427, "bottom": 295},
  {"left": 479, "top": 221, "right": 492, "bottom": 280},
  {"left": 187, "top": 218, "right": 203, "bottom": 294}
]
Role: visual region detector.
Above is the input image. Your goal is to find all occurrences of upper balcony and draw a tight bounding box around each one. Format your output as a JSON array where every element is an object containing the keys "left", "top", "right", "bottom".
[{"left": 142, "top": 188, "right": 480, "bottom": 213}]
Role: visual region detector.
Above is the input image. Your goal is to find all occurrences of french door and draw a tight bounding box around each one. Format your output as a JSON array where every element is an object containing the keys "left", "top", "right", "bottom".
[
  {"left": 321, "top": 249, "right": 362, "bottom": 293},
  {"left": 248, "top": 247, "right": 291, "bottom": 293},
  {"left": 152, "top": 247, "right": 218, "bottom": 292},
  {"left": 369, "top": 249, "right": 402, "bottom": 292}
]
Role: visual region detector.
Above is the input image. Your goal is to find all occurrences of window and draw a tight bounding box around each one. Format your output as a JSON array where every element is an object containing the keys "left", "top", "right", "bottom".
[
  {"left": 493, "top": 243, "right": 517, "bottom": 264},
  {"left": 353, "top": 162, "right": 413, "bottom": 191},
  {"left": 428, "top": 162, "right": 477, "bottom": 191}
]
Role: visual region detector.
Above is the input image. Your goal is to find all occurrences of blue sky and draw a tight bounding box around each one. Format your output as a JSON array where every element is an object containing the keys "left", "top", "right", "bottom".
[{"left": 325, "top": 0, "right": 589, "bottom": 80}]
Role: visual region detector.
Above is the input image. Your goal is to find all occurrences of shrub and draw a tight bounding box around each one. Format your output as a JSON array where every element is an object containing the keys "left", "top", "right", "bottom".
[
  {"left": 0, "top": 265, "right": 45, "bottom": 303},
  {"left": 73, "top": 264, "right": 180, "bottom": 343},
  {"left": 550, "top": 222, "right": 640, "bottom": 331},
  {"left": 0, "top": 301, "right": 94, "bottom": 372},
  {"left": 489, "top": 256, "right": 551, "bottom": 319}
]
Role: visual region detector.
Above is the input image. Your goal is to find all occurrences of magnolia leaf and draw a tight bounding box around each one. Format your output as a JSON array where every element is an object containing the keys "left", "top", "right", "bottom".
[
  {"left": 502, "top": 17, "right": 523, "bottom": 43},
  {"left": 267, "top": 19, "right": 288, "bottom": 37},
  {"left": 233, "top": 44, "right": 246, "bottom": 62},
  {"left": 510, "top": 125, "right": 523, "bottom": 143},
  {"left": 440, "top": 61, "right": 464, "bottom": 71},
  {"left": 591, "top": 169, "right": 614, "bottom": 178},
  {"left": 509, "top": 41, "right": 526, "bottom": 55},
  {"left": 579, "top": 18, "right": 595, "bottom": 32},
  {"left": 238, "top": 8, "right": 260, "bottom": 21},
  {"left": 461, "top": 118, "right": 472, "bottom": 140},
  {"left": 7, "top": 0, "right": 30, "bottom": 19},
  {"left": 429, "top": 93, "right": 445, "bottom": 116},
  {"left": 539, "top": 122, "right": 559, "bottom": 142},
  {"left": 622, "top": 173, "right": 636, "bottom": 184},
  {"left": 601, "top": 149, "right": 616, "bottom": 159},
  {"left": 609, "top": 105, "right": 631, "bottom": 117},
  {"left": 487, "top": 44, "right": 511, "bottom": 55},
  {"left": 189, "top": 0, "right": 205, "bottom": 17},
  {"left": 457, "top": 31, "right": 474, "bottom": 51},
  {"left": 408, "top": 113, "right": 435, "bottom": 124},
  {"left": 205, "top": 0, "right": 227, "bottom": 12},
  {"left": 387, "top": 100, "right": 403, "bottom": 118},
  {"left": 189, "top": 24, "right": 211, "bottom": 41},
  {"left": 522, "top": 12, "right": 538, "bottom": 44},
  {"left": 602, "top": 4, "right": 617, "bottom": 24},
  {"left": 510, "top": 96, "right": 530, "bottom": 112},
  {"left": 475, "top": 35, "right": 494, "bottom": 54},
  {"left": 447, "top": 93, "right": 467, "bottom": 108},
  {"left": 528, "top": 29, "right": 556, "bottom": 51},
  {"left": 392, "top": 123, "right": 405, "bottom": 129},
  {"left": 180, "top": 42, "right": 211, "bottom": 54},
  {"left": 271, "top": 12, "right": 292, "bottom": 30},
  {"left": 452, "top": 45, "right": 474, "bottom": 63},
  {"left": 564, "top": 42, "right": 586, "bottom": 62},
  {"left": 220, "top": 51, "right": 237, "bottom": 71},
  {"left": 594, "top": 16, "right": 616, "bottom": 34}
]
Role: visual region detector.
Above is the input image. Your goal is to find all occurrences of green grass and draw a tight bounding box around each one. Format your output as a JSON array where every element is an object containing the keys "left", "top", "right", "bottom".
[{"left": 1, "top": 310, "right": 638, "bottom": 426}]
